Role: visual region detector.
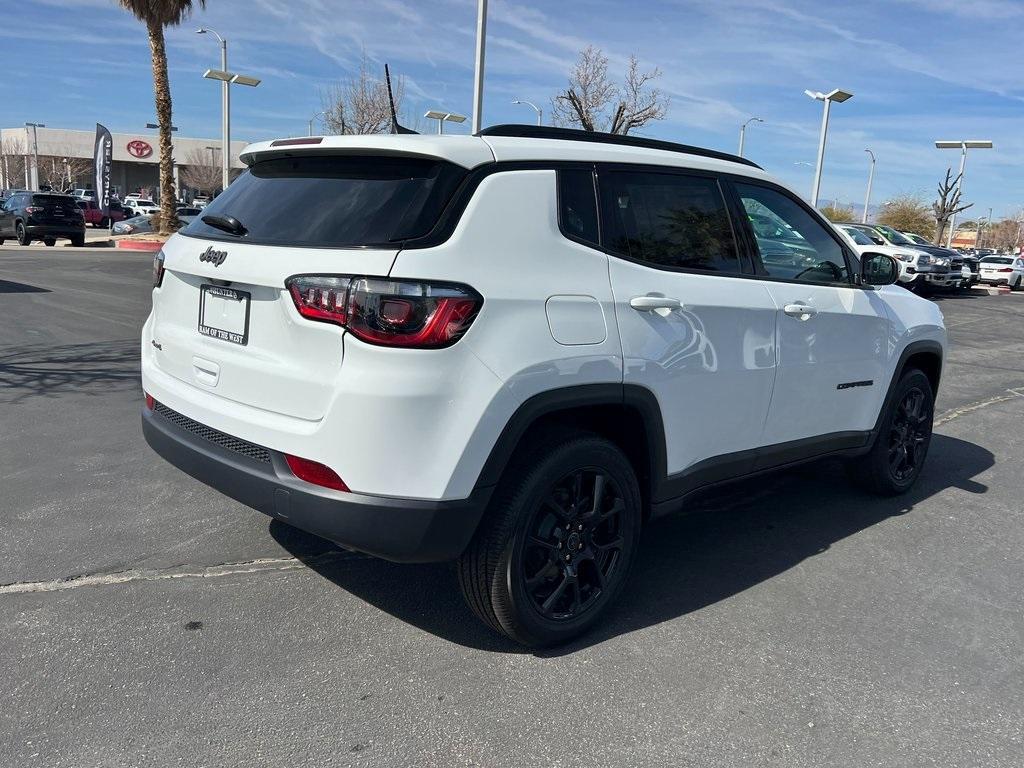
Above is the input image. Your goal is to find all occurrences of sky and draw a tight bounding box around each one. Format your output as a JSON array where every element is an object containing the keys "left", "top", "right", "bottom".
[{"left": 3, "top": 0, "right": 1023, "bottom": 218}]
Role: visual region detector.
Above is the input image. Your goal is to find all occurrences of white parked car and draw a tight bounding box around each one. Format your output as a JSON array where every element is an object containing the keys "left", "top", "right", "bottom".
[
  {"left": 141, "top": 126, "right": 947, "bottom": 646},
  {"left": 841, "top": 223, "right": 961, "bottom": 290},
  {"left": 978, "top": 255, "right": 1024, "bottom": 289},
  {"left": 836, "top": 225, "right": 927, "bottom": 289},
  {"left": 125, "top": 198, "right": 159, "bottom": 216}
]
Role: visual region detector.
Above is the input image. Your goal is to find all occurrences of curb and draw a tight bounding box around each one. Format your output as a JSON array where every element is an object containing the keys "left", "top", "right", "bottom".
[{"left": 116, "top": 240, "right": 163, "bottom": 252}]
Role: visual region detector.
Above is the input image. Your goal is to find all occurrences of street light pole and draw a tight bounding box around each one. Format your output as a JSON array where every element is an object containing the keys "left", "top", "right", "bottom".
[
  {"left": 936, "top": 140, "right": 993, "bottom": 248},
  {"left": 737, "top": 117, "right": 762, "bottom": 158},
  {"left": 308, "top": 111, "right": 326, "bottom": 136},
  {"left": 512, "top": 99, "right": 542, "bottom": 126},
  {"left": 862, "top": 149, "right": 876, "bottom": 224},
  {"left": 25, "top": 122, "right": 44, "bottom": 190},
  {"left": 197, "top": 28, "right": 239, "bottom": 192},
  {"left": 471, "top": 0, "right": 488, "bottom": 134},
  {"left": 805, "top": 89, "right": 853, "bottom": 208}
]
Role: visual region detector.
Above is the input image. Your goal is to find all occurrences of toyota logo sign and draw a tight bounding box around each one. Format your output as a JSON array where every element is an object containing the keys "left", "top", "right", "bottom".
[{"left": 126, "top": 139, "right": 153, "bottom": 159}]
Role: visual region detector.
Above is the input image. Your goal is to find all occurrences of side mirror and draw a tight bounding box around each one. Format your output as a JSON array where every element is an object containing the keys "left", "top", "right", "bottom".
[{"left": 861, "top": 252, "right": 900, "bottom": 286}]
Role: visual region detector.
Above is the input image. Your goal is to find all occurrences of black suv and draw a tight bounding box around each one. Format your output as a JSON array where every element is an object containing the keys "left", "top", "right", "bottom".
[{"left": 0, "top": 191, "right": 85, "bottom": 247}]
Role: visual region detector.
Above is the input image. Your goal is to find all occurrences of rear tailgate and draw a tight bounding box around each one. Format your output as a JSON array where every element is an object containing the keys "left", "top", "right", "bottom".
[
  {"left": 148, "top": 150, "right": 476, "bottom": 422},
  {"left": 153, "top": 237, "right": 398, "bottom": 421}
]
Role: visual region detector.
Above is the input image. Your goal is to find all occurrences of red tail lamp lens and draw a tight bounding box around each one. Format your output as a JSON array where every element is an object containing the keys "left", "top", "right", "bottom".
[
  {"left": 285, "top": 454, "right": 349, "bottom": 492},
  {"left": 152, "top": 249, "right": 166, "bottom": 288},
  {"left": 145, "top": 393, "right": 155, "bottom": 410},
  {"left": 285, "top": 276, "right": 482, "bottom": 348}
]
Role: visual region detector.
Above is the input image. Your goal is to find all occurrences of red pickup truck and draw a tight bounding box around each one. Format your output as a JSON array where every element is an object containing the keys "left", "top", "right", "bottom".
[{"left": 75, "top": 199, "right": 128, "bottom": 228}]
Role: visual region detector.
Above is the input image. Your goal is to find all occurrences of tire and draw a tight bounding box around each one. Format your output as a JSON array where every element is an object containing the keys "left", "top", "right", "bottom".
[
  {"left": 457, "top": 430, "right": 642, "bottom": 647},
  {"left": 16, "top": 222, "right": 31, "bottom": 246},
  {"left": 70, "top": 234, "right": 85, "bottom": 247},
  {"left": 1012, "top": 276, "right": 1022, "bottom": 292},
  {"left": 97, "top": 217, "right": 108, "bottom": 229},
  {"left": 43, "top": 238, "right": 56, "bottom": 247},
  {"left": 849, "top": 369, "right": 934, "bottom": 496}
]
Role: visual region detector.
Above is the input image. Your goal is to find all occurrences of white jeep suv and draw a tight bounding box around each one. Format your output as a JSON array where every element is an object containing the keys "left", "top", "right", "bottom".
[{"left": 141, "top": 125, "right": 946, "bottom": 646}]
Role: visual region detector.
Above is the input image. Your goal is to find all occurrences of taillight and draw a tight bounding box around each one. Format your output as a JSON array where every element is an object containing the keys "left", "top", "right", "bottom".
[
  {"left": 144, "top": 392, "right": 155, "bottom": 410},
  {"left": 286, "top": 276, "right": 482, "bottom": 349},
  {"left": 997, "top": 267, "right": 1013, "bottom": 273},
  {"left": 284, "top": 454, "right": 349, "bottom": 492},
  {"left": 152, "top": 250, "right": 165, "bottom": 287},
  {"left": 24, "top": 206, "right": 42, "bottom": 214}
]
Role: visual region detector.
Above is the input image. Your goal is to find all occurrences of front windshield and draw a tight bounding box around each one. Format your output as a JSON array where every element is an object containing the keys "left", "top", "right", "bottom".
[
  {"left": 874, "top": 224, "right": 914, "bottom": 246},
  {"left": 841, "top": 226, "right": 874, "bottom": 246}
]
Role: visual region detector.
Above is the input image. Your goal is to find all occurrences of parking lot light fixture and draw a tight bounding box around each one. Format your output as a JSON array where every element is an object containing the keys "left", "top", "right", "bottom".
[
  {"left": 424, "top": 110, "right": 468, "bottom": 135},
  {"left": 737, "top": 116, "right": 763, "bottom": 158},
  {"left": 805, "top": 88, "right": 853, "bottom": 207},
  {"left": 935, "top": 140, "right": 994, "bottom": 247},
  {"left": 197, "top": 29, "right": 260, "bottom": 192},
  {"left": 512, "top": 99, "right": 543, "bottom": 126},
  {"left": 863, "top": 149, "right": 876, "bottom": 224}
]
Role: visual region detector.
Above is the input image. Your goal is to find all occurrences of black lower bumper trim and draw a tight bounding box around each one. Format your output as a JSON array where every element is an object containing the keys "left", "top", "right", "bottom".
[{"left": 142, "top": 405, "right": 491, "bottom": 563}]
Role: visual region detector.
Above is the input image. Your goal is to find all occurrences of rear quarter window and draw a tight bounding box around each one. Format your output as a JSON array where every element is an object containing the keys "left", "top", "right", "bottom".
[{"left": 182, "top": 155, "right": 468, "bottom": 248}]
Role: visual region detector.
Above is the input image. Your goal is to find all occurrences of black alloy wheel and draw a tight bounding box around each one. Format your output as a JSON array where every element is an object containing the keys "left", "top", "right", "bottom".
[
  {"left": 888, "top": 386, "right": 931, "bottom": 483},
  {"left": 458, "top": 432, "right": 641, "bottom": 647},
  {"left": 16, "top": 222, "right": 30, "bottom": 246},
  {"left": 521, "top": 468, "right": 626, "bottom": 621}
]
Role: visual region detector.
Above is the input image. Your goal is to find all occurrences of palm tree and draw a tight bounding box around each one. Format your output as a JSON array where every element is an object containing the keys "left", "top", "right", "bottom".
[{"left": 118, "top": 0, "right": 206, "bottom": 235}]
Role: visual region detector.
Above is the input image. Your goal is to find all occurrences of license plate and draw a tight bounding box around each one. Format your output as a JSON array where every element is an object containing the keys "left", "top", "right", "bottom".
[{"left": 198, "top": 284, "right": 250, "bottom": 345}]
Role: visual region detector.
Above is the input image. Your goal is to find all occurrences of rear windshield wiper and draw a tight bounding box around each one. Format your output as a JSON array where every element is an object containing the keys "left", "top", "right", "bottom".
[{"left": 201, "top": 214, "right": 247, "bottom": 237}]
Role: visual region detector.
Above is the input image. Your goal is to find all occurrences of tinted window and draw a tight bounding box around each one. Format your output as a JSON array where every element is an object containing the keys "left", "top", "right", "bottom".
[
  {"left": 735, "top": 183, "right": 849, "bottom": 284},
  {"left": 602, "top": 171, "right": 740, "bottom": 272},
  {"left": 183, "top": 155, "right": 467, "bottom": 248},
  {"left": 31, "top": 194, "right": 76, "bottom": 207},
  {"left": 558, "top": 169, "right": 599, "bottom": 245}
]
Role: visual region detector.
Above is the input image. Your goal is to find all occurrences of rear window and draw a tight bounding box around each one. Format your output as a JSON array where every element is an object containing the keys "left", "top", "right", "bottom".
[
  {"left": 182, "top": 155, "right": 468, "bottom": 248},
  {"left": 983, "top": 257, "right": 1012, "bottom": 264},
  {"left": 32, "top": 194, "right": 76, "bottom": 206}
]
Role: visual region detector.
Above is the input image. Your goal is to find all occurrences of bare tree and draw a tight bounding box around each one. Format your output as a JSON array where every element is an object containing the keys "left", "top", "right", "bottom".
[
  {"left": 179, "top": 148, "right": 222, "bottom": 196},
  {"left": 552, "top": 47, "right": 668, "bottom": 135},
  {"left": 932, "top": 168, "right": 972, "bottom": 245},
  {"left": 1, "top": 136, "right": 28, "bottom": 189},
  {"left": 37, "top": 149, "right": 92, "bottom": 191},
  {"left": 320, "top": 53, "right": 403, "bottom": 135}
]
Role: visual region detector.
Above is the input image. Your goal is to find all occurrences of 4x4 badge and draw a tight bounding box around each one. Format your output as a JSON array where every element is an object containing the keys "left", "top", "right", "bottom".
[{"left": 199, "top": 246, "right": 228, "bottom": 266}]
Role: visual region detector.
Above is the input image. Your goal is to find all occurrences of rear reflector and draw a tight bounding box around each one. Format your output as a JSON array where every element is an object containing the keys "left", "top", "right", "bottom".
[
  {"left": 270, "top": 137, "right": 324, "bottom": 147},
  {"left": 145, "top": 392, "right": 155, "bottom": 410},
  {"left": 285, "top": 454, "right": 349, "bottom": 492}
]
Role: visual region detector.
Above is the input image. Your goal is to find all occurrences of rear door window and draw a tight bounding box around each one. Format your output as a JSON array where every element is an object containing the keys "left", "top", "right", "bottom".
[
  {"left": 183, "top": 155, "right": 468, "bottom": 248},
  {"left": 600, "top": 170, "right": 741, "bottom": 273}
]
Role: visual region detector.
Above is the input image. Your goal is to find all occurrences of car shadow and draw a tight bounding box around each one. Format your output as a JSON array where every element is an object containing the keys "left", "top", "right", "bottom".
[
  {"left": 930, "top": 291, "right": 985, "bottom": 301},
  {"left": 0, "top": 279, "right": 51, "bottom": 294},
  {"left": 271, "top": 434, "right": 992, "bottom": 656}
]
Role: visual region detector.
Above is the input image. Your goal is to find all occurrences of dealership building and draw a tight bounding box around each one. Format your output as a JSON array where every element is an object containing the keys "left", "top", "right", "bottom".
[{"left": 0, "top": 125, "right": 248, "bottom": 200}]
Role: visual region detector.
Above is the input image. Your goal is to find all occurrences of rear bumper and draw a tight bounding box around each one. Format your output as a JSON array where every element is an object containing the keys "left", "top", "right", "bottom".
[
  {"left": 25, "top": 223, "right": 84, "bottom": 237},
  {"left": 141, "top": 403, "right": 491, "bottom": 563}
]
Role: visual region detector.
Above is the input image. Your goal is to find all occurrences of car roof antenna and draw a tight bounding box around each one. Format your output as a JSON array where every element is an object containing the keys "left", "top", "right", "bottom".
[{"left": 385, "top": 64, "right": 417, "bottom": 135}]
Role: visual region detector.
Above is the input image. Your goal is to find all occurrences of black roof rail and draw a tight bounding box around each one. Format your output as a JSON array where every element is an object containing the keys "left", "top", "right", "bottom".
[{"left": 478, "top": 124, "right": 762, "bottom": 170}]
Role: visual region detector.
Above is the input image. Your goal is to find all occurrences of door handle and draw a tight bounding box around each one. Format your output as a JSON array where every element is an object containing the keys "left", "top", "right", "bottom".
[
  {"left": 783, "top": 303, "right": 818, "bottom": 320},
  {"left": 630, "top": 295, "right": 682, "bottom": 312}
]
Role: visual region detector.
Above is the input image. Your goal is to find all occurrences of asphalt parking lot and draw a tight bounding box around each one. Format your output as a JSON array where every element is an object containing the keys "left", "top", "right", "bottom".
[{"left": 2, "top": 247, "right": 1022, "bottom": 767}]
